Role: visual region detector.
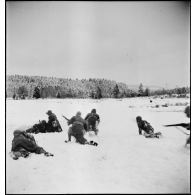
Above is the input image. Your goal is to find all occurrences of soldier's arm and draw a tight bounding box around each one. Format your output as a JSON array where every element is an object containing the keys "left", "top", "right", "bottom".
[
  {"left": 54, "top": 114, "right": 57, "bottom": 120},
  {"left": 96, "top": 114, "right": 100, "bottom": 123},
  {"left": 68, "top": 117, "right": 75, "bottom": 125},
  {"left": 138, "top": 128, "right": 142, "bottom": 135},
  {"left": 136, "top": 123, "right": 142, "bottom": 135},
  {"left": 35, "top": 147, "right": 54, "bottom": 156},
  {"left": 23, "top": 132, "right": 36, "bottom": 143},
  {"left": 19, "top": 139, "right": 39, "bottom": 152},
  {"left": 85, "top": 114, "right": 90, "bottom": 120},
  {"left": 145, "top": 121, "right": 154, "bottom": 133}
]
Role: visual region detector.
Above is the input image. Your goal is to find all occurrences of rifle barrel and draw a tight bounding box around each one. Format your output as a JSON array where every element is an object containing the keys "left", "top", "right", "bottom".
[
  {"left": 62, "top": 115, "right": 70, "bottom": 121},
  {"left": 164, "top": 123, "right": 190, "bottom": 129}
]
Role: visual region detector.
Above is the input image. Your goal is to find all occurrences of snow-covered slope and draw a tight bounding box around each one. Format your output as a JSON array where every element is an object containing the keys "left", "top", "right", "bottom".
[{"left": 6, "top": 97, "right": 190, "bottom": 193}]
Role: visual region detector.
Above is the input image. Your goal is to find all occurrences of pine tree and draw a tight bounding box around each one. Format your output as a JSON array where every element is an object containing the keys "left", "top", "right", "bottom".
[
  {"left": 144, "top": 88, "right": 150, "bottom": 96},
  {"left": 113, "top": 84, "right": 120, "bottom": 98},
  {"left": 56, "top": 90, "right": 61, "bottom": 98},
  {"left": 12, "top": 92, "right": 16, "bottom": 99},
  {"left": 90, "top": 90, "right": 95, "bottom": 99},
  {"left": 17, "top": 86, "right": 28, "bottom": 98},
  {"left": 96, "top": 86, "right": 102, "bottom": 99},
  {"left": 138, "top": 83, "right": 144, "bottom": 96},
  {"left": 33, "top": 86, "right": 41, "bottom": 99}
]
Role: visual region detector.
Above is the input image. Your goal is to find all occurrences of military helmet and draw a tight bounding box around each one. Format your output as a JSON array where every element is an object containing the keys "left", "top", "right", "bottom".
[
  {"left": 76, "top": 111, "right": 81, "bottom": 117},
  {"left": 136, "top": 116, "right": 142, "bottom": 122},
  {"left": 91, "top": 109, "right": 96, "bottom": 114},
  {"left": 46, "top": 110, "right": 52, "bottom": 115},
  {"left": 13, "top": 130, "right": 23, "bottom": 136}
]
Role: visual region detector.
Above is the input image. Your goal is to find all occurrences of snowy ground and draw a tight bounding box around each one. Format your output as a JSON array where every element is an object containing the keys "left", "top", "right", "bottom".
[{"left": 6, "top": 97, "right": 190, "bottom": 194}]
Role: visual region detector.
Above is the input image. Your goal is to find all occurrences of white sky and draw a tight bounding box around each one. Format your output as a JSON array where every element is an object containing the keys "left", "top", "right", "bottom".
[{"left": 6, "top": 1, "right": 190, "bottom": 88}]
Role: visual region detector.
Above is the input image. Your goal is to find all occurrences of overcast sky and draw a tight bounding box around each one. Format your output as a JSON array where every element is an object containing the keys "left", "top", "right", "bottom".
[{"left": 6, "top": 1, "right": 190, "bottom": 88}]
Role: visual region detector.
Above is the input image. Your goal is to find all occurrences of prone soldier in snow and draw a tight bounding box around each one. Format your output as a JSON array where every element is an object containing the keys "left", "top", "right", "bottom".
[
  {"left": 10, "top": 130, "right": 53, "bottom": 160},
  {"left": 136, "top": 116, "right": 162, "bottom": 138},
  {"left": 46, "top": 110, "right": 62, "bottom": 132},
  {"left": 26, "top": 110, "right": 62, "bottom": 134},
  {"left": 26, "top": 120, "right": 47, "bottom": 134}
]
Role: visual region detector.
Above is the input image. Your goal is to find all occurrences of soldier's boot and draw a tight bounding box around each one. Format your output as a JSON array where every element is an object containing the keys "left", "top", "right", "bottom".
[
  {"left": 44, "top": 152, "right": 54, "bottom": 157},
  {"left": 89, "top": 140, "right": 98, "bottom": 146},
  {"left": 65, "top": 127, "right": 72, "bottom": 142}
]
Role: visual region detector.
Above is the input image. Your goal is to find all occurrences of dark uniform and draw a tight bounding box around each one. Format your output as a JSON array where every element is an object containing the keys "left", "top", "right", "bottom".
[
  {"left": 85, "top": 109, "right": 100, "bottom": 135},
  {"left": 184, "top": 106, "right": 190, "bottom": 146},
  {"left": 46, "top": 110, "right": 62, "bottom": 132},
  {"left": 136, "top": 116, "right": 159, "bottom": 138},
  {"left": 67, "top": 112, "right": 88, "bottom": 144},
  {"left": 11, "top": 130, "right": 53, "bottom": 160},
  {"left": 26, "top": 120, "right": 47, "bottom": 134}
]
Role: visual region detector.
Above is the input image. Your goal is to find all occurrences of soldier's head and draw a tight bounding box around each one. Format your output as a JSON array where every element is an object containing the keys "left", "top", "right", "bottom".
[
  {"left": 91, "top": 109, "right": 96, "bottom": 114},
  {"left": 13, "top": 130, "right": 24, "bottom": 137},
  {"left": 136, "top": 116, "right": 142, "bottom": 123},
  {"left": 184, "top": 106, "right": 190, "bottom": 118},
  {"left": 46, "top": 110, "right": 53, "bottom": 115},
  {"left": 41, "top": 120, "right": 47, "bottom": 125},
  {"left": 76, "top": 111, "right": 81, "bottom": 117}
]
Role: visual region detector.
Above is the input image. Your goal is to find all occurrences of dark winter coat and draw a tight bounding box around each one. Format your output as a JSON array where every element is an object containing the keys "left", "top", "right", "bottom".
[
  {"left": 68, "top": 116, "right": 87, "bottom": 144},
  {"left": 11, "top": 130, "right": 45, "bottom": 154},
  {"left": 68, "top": 116, "right": 87, "bottom": 130},
  {"left": 47, "top": 113, "right": 62, "bottom": 132},
  {"left": 85, "top": 113, "right": 100, "bottom": 131},
  {"left": 137, "top": 120, "right": 154, "bottom": 134},
  {"left": 26, "top": 120, "right": 47, "bottom": 134}
]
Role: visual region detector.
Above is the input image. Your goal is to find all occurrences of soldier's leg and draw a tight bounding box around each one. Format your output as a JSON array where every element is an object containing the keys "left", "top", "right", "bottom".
[
  {"left": 10, "top": 151, "right": 22, "bottom": 160},
  {"left": 75, "top": 130, "right": 87, "bottom": 144},
  {"left": 95, "top": 122, "right": 99, "bottom": 135},
  {"left": 68, "top": 127, "right": 72, "bottom": 141},
  {"left": 185, "top": 135, "right": 190, "bottom": 146},
  {"left": 144, "top": 132, "right": 155, "bottom": 138},
  {"left": 94, "top": 127, "right": 99, "bottom": 135},
  {"left": 187, "top": 135, "right": 191, "bottom": 144},
  {"left": 77, "top": 136, "right": 88, "bottom": 144},
  {"left": 26, "top": 127, "right": 34, "bottom": 133}
]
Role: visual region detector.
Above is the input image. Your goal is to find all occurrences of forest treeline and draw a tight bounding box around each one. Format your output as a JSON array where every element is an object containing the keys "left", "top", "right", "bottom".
[{"left": 6, "top": 75, "right": 190, "bottom": 99}]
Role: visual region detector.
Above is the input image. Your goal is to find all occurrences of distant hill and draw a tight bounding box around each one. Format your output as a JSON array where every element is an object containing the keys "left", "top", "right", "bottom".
[{"left": 6, "top": 74, "right": 137, "bottom": 98}]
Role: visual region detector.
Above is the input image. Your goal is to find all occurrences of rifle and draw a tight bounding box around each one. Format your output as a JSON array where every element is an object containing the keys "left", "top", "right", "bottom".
[
  {"left": 62, "top": 115, "right": 70, "bottom": 122},
  {"left": 164, "top": 123, "right": 190, "bottom": 130}
]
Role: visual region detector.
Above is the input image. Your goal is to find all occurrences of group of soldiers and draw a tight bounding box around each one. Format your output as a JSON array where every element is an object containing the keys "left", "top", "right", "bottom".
[
  {"left": 10, "top": 109, "right": 100, "bottom": 160},
  {"left": 10, "top": 105, "right": 190, "bottom": 160},
  {"left": 65, "top": 109, "right": 100, "bottom": 145}
]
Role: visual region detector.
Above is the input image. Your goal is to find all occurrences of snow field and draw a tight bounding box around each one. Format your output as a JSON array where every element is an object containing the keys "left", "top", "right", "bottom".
[{"left": 6, "top": 97, "right": 190, "bottom": 193}]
